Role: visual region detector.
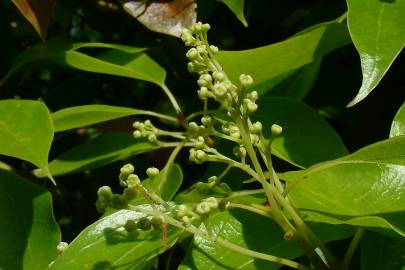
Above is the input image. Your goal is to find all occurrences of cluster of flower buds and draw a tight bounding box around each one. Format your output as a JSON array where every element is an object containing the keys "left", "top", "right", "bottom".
[
  {"left": 124, "top": 216, "right": 165, "bottom": 232},
  {"left": 133, "top": 120, "right": 158, "bottom": 143},
  {"left": 96, "top": 163, "right": 146, "bottom": 213},
  {"left": 195, "top": 175, "right": 233, "bottom": 196}
]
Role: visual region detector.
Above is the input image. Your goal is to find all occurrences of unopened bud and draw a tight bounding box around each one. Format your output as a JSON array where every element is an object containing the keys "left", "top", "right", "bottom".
[
  {"left": 146, "top": 167, "right": 159, "bottom": 177},
  {"left": 271, "top": 124, "right": 283, "bottom": 136}
]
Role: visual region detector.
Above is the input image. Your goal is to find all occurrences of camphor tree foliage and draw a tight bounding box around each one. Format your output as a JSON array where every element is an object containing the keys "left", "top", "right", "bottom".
[{"left": 0, "top": 0, "right": 404, "bottom": 269}]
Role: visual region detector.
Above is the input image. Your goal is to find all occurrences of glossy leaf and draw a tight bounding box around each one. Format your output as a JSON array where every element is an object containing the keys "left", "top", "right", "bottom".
[
  {"left": 143, "top": 163, "right": 183, "bottom": 201},
  {"left": 219, "top": 0, "right": 247, "bottom": 27},
  {"left": 52, "top": 104, "right": 169, "bottom": 132},
  {"left": 283, "top": 136, "right": 405, "bottom": 237},
  {"left": 49, "top": 208, "right": 181, "bottom": 270},
  {"left": 1, "top": 38, "right": 165, "bottom": 88},
  {"left": 12, "top": 0, "right": 55, "bottom": 39},
  {"left": 217, "top": 22, "right": 350, "bottom": 88},
  {"left": 257, "top": 59, "right": 322, "bottom": 99},
  {"left": 346, "top": 0, "right": 405, "bottom": 106},
  {"left": 180, "top": 210, "right": 352, "bottom": 270},
  {"left": 0, "top": 100, "right": 53, "bottom": 170},
  {"left": 123, "top": 0, "right": 196, "bottom": 37},
  {"left": 390, "top": 102, "right": 405, "bottom": 138},
  {"left": 361, "top": 231, "right": 405, "bottom": 270},
  {"left": 255, "top": 97, "right": 348, "bottom": 168},
  {"left": 34, "top": 133, "right": 159, "bottom": 177},
  {"left": 0, "top": 170, "right": 60, "bottom": 270}
]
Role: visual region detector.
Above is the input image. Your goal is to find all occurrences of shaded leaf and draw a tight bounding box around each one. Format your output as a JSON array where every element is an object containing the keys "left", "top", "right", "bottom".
[
  {"left": 346, "top": 0, "right": 405, "bottom": 106},
  {"left": 123, "top": 0, "right": 197, "bottom": 37},
  {"left": 0, "top": 100, "right": 53, "bottom": 170},
  {"left": 255, "top": 97, "right": 348, "bottom": 168},
  {"left": 180, "top": 210, "right": 353, "bottom": 270},
  {"left": 361, "top": 231, "right": 405, "bottom": 270},
  {"left": 52, "top": 104, "right": 173, "bottom": 132},
  {"left": 219, "top": 0, "right": 247, "bottom": 27},
  {"left": 390, "top": 102, "right": 405, "bottom": 138},
  {"left": 0, "top": 170, "right": 60, "bottom": 270},
  {"left": 49, "top": 208, "right": 181, "bottom": 270},
  {"left": 217, "top": 22, "right": 350, "bottom": 88},
  {"left": 283, "top": 136, "right": 405, "bottom": 237},
  {"left": 34, "top": 133, "right": 160, "bottom": 177},
  {"left": 12, "top": 0, "right": 56, "bottom": 39}
]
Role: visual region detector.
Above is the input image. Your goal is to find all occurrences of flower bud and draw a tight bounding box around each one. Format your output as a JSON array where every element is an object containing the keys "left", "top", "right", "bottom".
[
  {"left": 239, "top": 74, "right": 254, "bottom": 88},
  {"left": 201, "top": 115, "right": 212, "bottom": 126},
  {"left": 196, "top": 182, "right": 210, "bottom": 193},
  {"left": 188, "top": 122, "right": 199, "bottom": 132},
  {"left": 213, "top": 83, "right": 227, "bottom": 97},
  {"left": 147, "top": 134, "right": 157, "bottom": 142},
  {"left": 205, "top": 197, "right": 218, "bottom": 208},
  {"left": 196, "top": 201, "right": 211, "bottom": 215},
  {"left": 177, "top": 204, "right": 189, "bottom": 218},
  {"left": 123, "top": 187, "right": 137, "bottom": 200},
  {"left": 97, "top": 186, "right": 113, "bottom": 200},
  {"left": 124, "top": 219, "right": 137, "bottom": 231},
  {"left": 209, "top": 45, "right": 219, "bottom": 54},
  {"left": 271, "top": 124, "right": 283, "bottom": 136},
  {"left": 126, "top": 174, "right": 141, "bottom": 187},
  {"left": 198, "top": 87, "right": 210, "bottom": 100},
  {"left": 57, "top": 242, "right": 69, "bottom": 254},
  {"left": 133, "top": 130, "right": 142, "bottom": 138},
  {"left": 146, "top": 167, "right": 159, "bottom": 177},
  {"left": 186, "top": 48, "right": 199, "bottom": 60},
  {"left": 151, "top": 216, "right": 164, "bottom": 230},
  {"left": 133, "top": 121, "right": 142, "bottom": 128},
  {"left": 247, "top": 91, "right": 258, "bottom": 102},
  {"left": 120, "top": 164, "right": 134, "bottom": 176},
  {"left": 213, "top": 71, "right": 226, "bottom": 82},
  {"left": 194, "top": 136, "right": 205, "bottom": 149},
  {"left": 137, "top": 217, "right": 151, "bottom": 231},
  {"left": 250, "top": 121, "right": 263, "bottom": 133}
]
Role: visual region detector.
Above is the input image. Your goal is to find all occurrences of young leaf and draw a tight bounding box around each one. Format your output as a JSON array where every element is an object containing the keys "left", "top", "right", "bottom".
[
  {"left": 390, "top": 102, "right": 405, "bottom": 138},
  {"left": 361, "top": 231, "right": 405, "bottom": 270},
  {"left": 0, "top": 170, "right": 60, "bottom": 270},
  {"left": 0, "top": 99, "right": 53, "bottom": 171},
  {"left": 283, "top": 136, "right": 405, "bottom": 237},
  {"left": 217, "top": 22, "right": 350, "bottom": 88},
  {"left": 255, "top": 97, "right": 348, "bottom": 168},
  {"left": 49, "top": 208, "right": 181, "bottom": 270},
  {"left": 346, "top": 0, "right": 405, "bottom": 106},
  {"left": 34, "top": 133, "right": 159, "bottom": 177},
  {"left": 180, "top": 210, "right": 352, "bottom": 270},
  {"left": 52, "top": 104, "right": 176, "bottom": 132},
  {"left": 11, "top": 0, "right": 56, "bottom": 39},
  {"left": 219, "top": 0, "right": 248, "bottom": 27},
  {"left": 123, "top": 0, "right": 196, "bottom": 37}
]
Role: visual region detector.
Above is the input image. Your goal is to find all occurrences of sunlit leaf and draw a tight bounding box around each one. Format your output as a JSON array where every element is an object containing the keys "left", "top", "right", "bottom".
[
  {"left": 283, "top": 136, "right": 405, "bottom": 237},
  {"left": 217, "top": 22, "right": 350, "bottom": 88},
  {"left": 346, "top": 0, "right": 405, "bottom": 106},
  {"left": 0, "top": 170, "right": 60, "bottom": 270},
  {"left": 11, "top": 0, "right": 56, "bottom": 39},
  {"left": 49, "top": 207, "right": 181, "bottom": 270},
  {"left": 123, "top": 0, "right": 197, "bottom": 37},
  {"left": 390, "top": 102, "right": 405, "bottom": 138},
  {"left": 219, "top": 0, "right": 247, "bottom": 27},
  {"left": 0, "top": 100, "right": 53, "bottom": 173},
  {"left": 34, "top": 133, "right": 160, "bottom": 177}
]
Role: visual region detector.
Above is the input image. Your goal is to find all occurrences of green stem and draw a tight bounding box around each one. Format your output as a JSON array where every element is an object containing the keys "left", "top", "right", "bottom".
[
  {"left": 129, "top": 205, "right": 310, "bottom": 270},
  {"left": 341, "top": 228, "right": 364, "bottom": 270},
  {"left": 229, "top": 202, "right": 272, "bottom": 218},
  {"left": 141, "top": 110, "right": 179, "bottom": 124},
  {"left": 161, "top": 84, "right": 182, "bottom": 115},
  {"left": 227, "top": 189, "right": 265, "bottom": 199}
]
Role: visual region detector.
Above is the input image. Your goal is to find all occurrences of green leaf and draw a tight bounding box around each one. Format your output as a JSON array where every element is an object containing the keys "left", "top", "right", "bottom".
[
  {"left": 143, "top": 163, "right": 183, "bottom": 201},
  {"left": 49, "top": 207, "right": 181, "bottom": 270},
  {"left": 0, "top": 170, "right": 60, "bottom": 270},
  {"left": 52, "top": 104, "right": 172, "bottom": 132},
  {"left": 34, "top": 133, "right": 159, "bottom": 177},
  {"left": 180, "top": 210, "right": 352, "bottom": 270},
  {"left": 12, "top": 0, "right": 55, "bottom": 39},
  {"left": 255, "top": 97, "right": 348, "bottom": 168},
  {"left": 0, "top": 99, "right": 53, "bottom": 170},
  {"left": 346, "top": 0, "right": 405, "bottom": 106},
  {"left": 217, "top": 22, "right": 350, "bottom": 88},
  {"left": 283, "top": 136, "right": 405, "bottom": 237},
  {"left": 390, "top": 102, "right": 405, "bottom": 138},
  {"left": 1, "top": 38, "right": 164, "bottom": 89},
  {"left": 361, "top": 231, "right": 405, "bottom": 270},
  {"left": 219, "top": 0, "right": 248, "bottom": 27}
]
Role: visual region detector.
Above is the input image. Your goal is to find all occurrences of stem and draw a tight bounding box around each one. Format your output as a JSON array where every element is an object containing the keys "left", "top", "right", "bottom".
[
  {"left": 336, "top": 11, "right": 348, "bottom": 23},
  {"left": 141, "top": 110, "right": 179, "bottom": 124},
  {"left": 229, "top": 202, "right": 272, "bottom": 218},
  {"left": 129, "top": 205, "right": 310, "bottom": 270},
  {"left": 161, "top": 84, "right": 182, "bottom": 115},
  {"left": 341, "top": 228, "right": 364, "bottom": 270},
  {"left": 227, "top": 189, "right": 265, "bottom": 199}
]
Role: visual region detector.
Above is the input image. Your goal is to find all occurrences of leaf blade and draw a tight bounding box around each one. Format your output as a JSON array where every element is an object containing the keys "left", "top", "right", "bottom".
[{"left": 346, "top": 0, "right": 405, "bottom": 106}]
